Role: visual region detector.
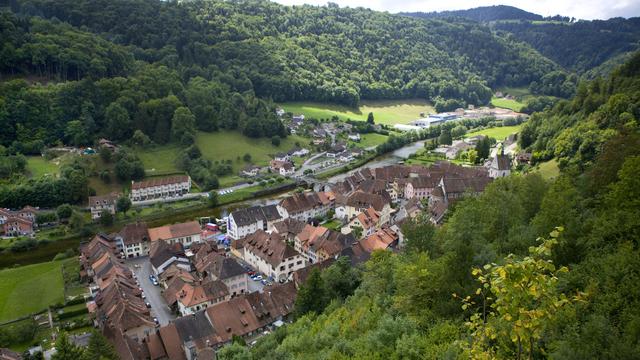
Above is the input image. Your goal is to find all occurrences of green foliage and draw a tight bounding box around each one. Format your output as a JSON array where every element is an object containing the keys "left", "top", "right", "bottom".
[
  {"left": 116, "top": 196, "right": 131, "bottom": 215},
  {"left": 459, "top": 229, "right": 584, "bottom": 359},
  {"left": 99, "top": 209, "right": 114, "bottom": 226}
]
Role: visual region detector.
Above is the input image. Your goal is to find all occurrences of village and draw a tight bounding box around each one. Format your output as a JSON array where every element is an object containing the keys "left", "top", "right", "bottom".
[
  {"left": 0, "top": 104, "right": 530, "bottom": 360},
  {"left": 68, "top": 143, "right": 519, "bottom": 359}
]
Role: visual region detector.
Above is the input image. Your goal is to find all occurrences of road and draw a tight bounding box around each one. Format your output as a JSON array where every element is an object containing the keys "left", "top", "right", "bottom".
[
  {"left": 125, "top": 257, "right": 175, "bottom": 327},
  {"left": 228, "top": 255, "right": 266, "bottom": 293}
]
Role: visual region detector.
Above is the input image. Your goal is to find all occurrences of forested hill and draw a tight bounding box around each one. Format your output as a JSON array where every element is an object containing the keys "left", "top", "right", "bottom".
[
  {"left": 218, "top": 52, "right": 640, "bottom": 360},
  {"left": 401, "top": 5, "right": 543, "bottom": 22},
  {"left": 9, "top": 0, "right": 558, "bottom": 107},
  {"left": 493, "top": 17, "right": 640, "bottom": 74}
]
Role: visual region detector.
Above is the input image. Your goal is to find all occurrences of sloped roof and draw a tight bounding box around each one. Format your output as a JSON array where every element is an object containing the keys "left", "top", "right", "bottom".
[
  {"left": 149, "top": 221, "right": 200, "bottom": 242},
  {"left": 118, "top": 222, "right": 149, "bottom": 246},
  {"left": 243, "top": 230, "right": 300, "bottom": 267},
  {"left": 131, "top": 175, "right": 189, "bottom": 190},
  {"left": 230, "top": 205, "right": 282, "bottom": 227}
]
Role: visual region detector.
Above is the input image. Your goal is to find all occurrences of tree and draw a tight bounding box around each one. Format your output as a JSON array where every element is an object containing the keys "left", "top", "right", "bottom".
[
  {"left": 400, "top": 215, "right": 436, "bottom": 254},
  {"left": 84, "top": 330, "right": 118, "bottom": 360},
  {"left": 475, "top": 136, "right": 491, "bottom": 161},
  {"left": 65, "top": 120, "right": 88, "bottom": 146},
  {"left": 208, "top": 191, "right": 219, "bottom": 208},
  {"left": 294, "top": 268, "right": 327, "bottom": 318},
  {"left": 367, "top": 112, "right": 375, "bottom": 124},
  {"left": 99, "top": 146, "right": 112, "bottom": 163},
  {"left": 243, "top": 153, "right": 252, "bottom": 162},
  {"left": 271, "top": 135, "right": 281, "bottom": 147},
  {"left": 56, "top": 204, "right": 73, "bottom": 221},
  {"left": 52, "top": 332, "right": 85, "bottom": 360},
  {"left": 351, "top": 225, "right": 363, "bottom": 240},
  {"left": 451, "top": 125, "right": 468, "bottom": 138},
  {"left": 131, "top": 130, "right": 151, "bottom": 147},
  {"left": 105, "top": 102, "right": 131, "bottom": 141},
  {"left": 459, "top": 228, "right": 584, "bottom": 360},
  {"left": 69, "top": 211, "right": 86, "bottom": 231},
  {"left": 171, "top": 107, "right": 196, "bottom": 144},
  {"left": 116, "top": 196, "right": 131, "bottom": 215},
  {"left": 99, "top": 210, "right": 114, "bottom": 226},
  {"left": 438, "top": 129, "right": 452, "bottom": 146}
]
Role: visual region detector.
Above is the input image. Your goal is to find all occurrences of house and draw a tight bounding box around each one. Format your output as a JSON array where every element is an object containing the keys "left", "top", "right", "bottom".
[
  {"left": 335, "top": 191, "right": 392, "bottom": 225},
  {"left": 292, "top": 114, "right": 305, "bottom": 122},
  {"left": 270, "top": 160, "right": 295, "bottom": 177},
  {"left": 130, "top": 175, "right": 191, "bottom": 202},
  {"left": 359, "top": 227, "right": 399, "bottom": 252},
  {"left": 89, "top": 193, "right": 119, "bottom": 220},
  {"left": 176, "top": 280, "right": 230, "bottom": 316},
  {"left": 241, "top": 165, "right": 262, "bottom": 177},
  {"left": 116, "top": 222, "right": 150, "bottom": 258},
  {"left": 149, "top": 240, "right": 190, "bottom": 276},
  {"left": 277, "top": 191, "right": 334, "bottom": 222},
  {"left": 241, "top": 230, "right": 306, "bottom": 282},
  {"left": 326, "top": 144, "right": 346, "bottom": 158},
  {"left": 2, "top": 216, "right": 34, "bottom": 237},
  {"left": 342, "top": 207, "right": 381, "bottom": 239},
  {"left": 276, "top": 108, "right": 285, "bottom": 117},
  {"left": 348, "top": 133, "right": 361, "bottom": 141},
  {"left": 350, "top": 148, "right": 365, "bottom": 158},
  {"left": 0, "top": 206, "right": 38, "bottom": 237},
  {"left": 489, "top": 153, "right": 511, "bottom": 178},
  {"left": 404, "top": 177, "right": 439, "bottom": 200},
  {"left": 294, "top": 225, "right": 354, "bottom": 264},
  {"left": 514, "top": 152, "right": 532, "bottom": 166},
  {"left": 148, "top": 221, "right": 201, "bottom": 248},
  {"left": 435, "top": 177, "right": 493, "bottom": 204},
  {"left": 196, "top": 252, "right": 248, "bottom": 297},
  {"left": 274, "top": 153, "right": 290, "bottom": 162},
  {"left": 288, "top": 147, "right": 310, "bottom": 157},
  {"left": 226, "top": 205, "right": 283, "bottom": 240},
  {"left": 338, "top": 151, "right": 354, "bottom": 163},
  {"left": 428, "top": 200, "right": 448, "bottom": 225},
  {"left": 98, "top": 138, "right": 119, "bottom": 153}
]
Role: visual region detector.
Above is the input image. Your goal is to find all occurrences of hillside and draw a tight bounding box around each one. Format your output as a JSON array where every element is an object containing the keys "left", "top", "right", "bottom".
[
  {"left": 215, "top": 52, "right": 640, "bottom": 360},
  {"left": 9, "top": 0, "right": 559, "bottom": 106},
  {"left": 493, "top": 17, "right": 640, "bottom": 73},
  {"left": 401, "top": 5, "right": 543, "bottom": 22}
]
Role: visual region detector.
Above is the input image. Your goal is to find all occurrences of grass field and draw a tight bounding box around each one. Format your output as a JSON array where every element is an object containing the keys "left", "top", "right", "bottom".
[
  {"left": 465, "top": 125, "right": 523, "bottom": 140},
  {"left": 352, "top": 133, "right": 389, "bottom": 148},
  {"left": 0, "top": 260, "right": 66, "bottom": 322},
  {"left": 195, "top": 130, "right": 308, "bottom": 172},
  {"left": 491, "top": 97, "right": 526, "bottom": 112},
  {"left": 26, "top": 156, "right": 60, "bottom": 178},
  {"left": 279, "top": 99, "right": 434, "bottom": 125},
  {"left": 535, "top": 159, "right": 560, "bottom": 179},
  {"left": 137, "top": 145, "right": 181, "bottom": 174}
]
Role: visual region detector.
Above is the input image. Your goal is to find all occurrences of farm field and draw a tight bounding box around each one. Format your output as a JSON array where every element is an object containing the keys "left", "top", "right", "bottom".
[
  {"left": 0, "top": 260, "right": 66, "bottom": 322},
  {"left": 279, "top": 99, "right": 434, "bottom": 125},
  {"left": 465, "top": 125, "right": 523, "bottom": 140},
  {"left": 26, "top": 156, "right": 59, "bottom": 178}
]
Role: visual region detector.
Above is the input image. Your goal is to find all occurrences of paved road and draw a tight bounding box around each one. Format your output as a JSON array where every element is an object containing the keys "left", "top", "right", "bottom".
[
  {"left": 125, "top": 257, "right": 175, "bottom": 327},
  {"left": 228, "top": 255, "right": 266, "bottom": 293}
]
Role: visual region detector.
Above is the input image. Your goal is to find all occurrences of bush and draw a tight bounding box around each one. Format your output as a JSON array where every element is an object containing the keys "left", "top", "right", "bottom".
[
  {"left": 57, "top": 307, "right": 88, "bottom": 320},
  {"left": 10, "top": 238, "right": 38, "bottom": 253}
]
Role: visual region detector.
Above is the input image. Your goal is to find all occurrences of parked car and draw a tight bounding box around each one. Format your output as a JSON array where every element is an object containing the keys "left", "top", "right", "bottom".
[
  {"left": 145, "top": 302, "right": 151, "bottom": 308},
  {"left": 153, "top": 317, "right": 159, "bottom": 326},
  {"left": 261, "top": 279, "right": 268, "bottom": 285},
  {"left": 253, "top": 275, "right": 263, "bottom": 281}
]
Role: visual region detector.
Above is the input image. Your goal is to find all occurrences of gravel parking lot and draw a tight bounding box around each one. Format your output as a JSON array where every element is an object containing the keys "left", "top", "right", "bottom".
[{"left": 125, "top": 257, "right": 176, "bottom": 326}]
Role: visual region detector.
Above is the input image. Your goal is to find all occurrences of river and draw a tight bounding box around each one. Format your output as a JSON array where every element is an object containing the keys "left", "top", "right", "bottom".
[{"left": 328, "top": 140, "right": 425, "bottom": 183}]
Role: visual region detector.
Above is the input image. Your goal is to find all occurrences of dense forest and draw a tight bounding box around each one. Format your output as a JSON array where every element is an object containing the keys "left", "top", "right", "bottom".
[
  {"left": 493, "top": 18, "right": 640, "bottom": 74},
  {"left": 215, "top": 53, "right": 640, "bottom": 359},
  {"left": 401, "top": 5, "right": 544, "bottom": 22},
  {"left": 404, "top": 7, "right": 640, "bottom": 77}
]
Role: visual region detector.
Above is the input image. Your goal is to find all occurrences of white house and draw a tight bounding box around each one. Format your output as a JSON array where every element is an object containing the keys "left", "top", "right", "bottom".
[
  {"left": 277, "top": 191, "right": 335, "bottom": 222},
  {"left": 115, "top": 222, "right": 150, "bottom": 258},
  {"left": 270, "top": 160, "right": 295, "bottom": 177},
  {"left": 226, "top": 205, "right": 283, "bottom": 240},
  {"left": 241, "top": 230, "right": 306, "bottom": 282},
  {"left": 88, "top": 193, "right": 119, "bottom": 220}
]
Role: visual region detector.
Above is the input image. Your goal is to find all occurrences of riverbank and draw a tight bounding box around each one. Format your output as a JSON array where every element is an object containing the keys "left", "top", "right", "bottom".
[{"left": 0, "top": 182, "right": 297, "bottom": 269}]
